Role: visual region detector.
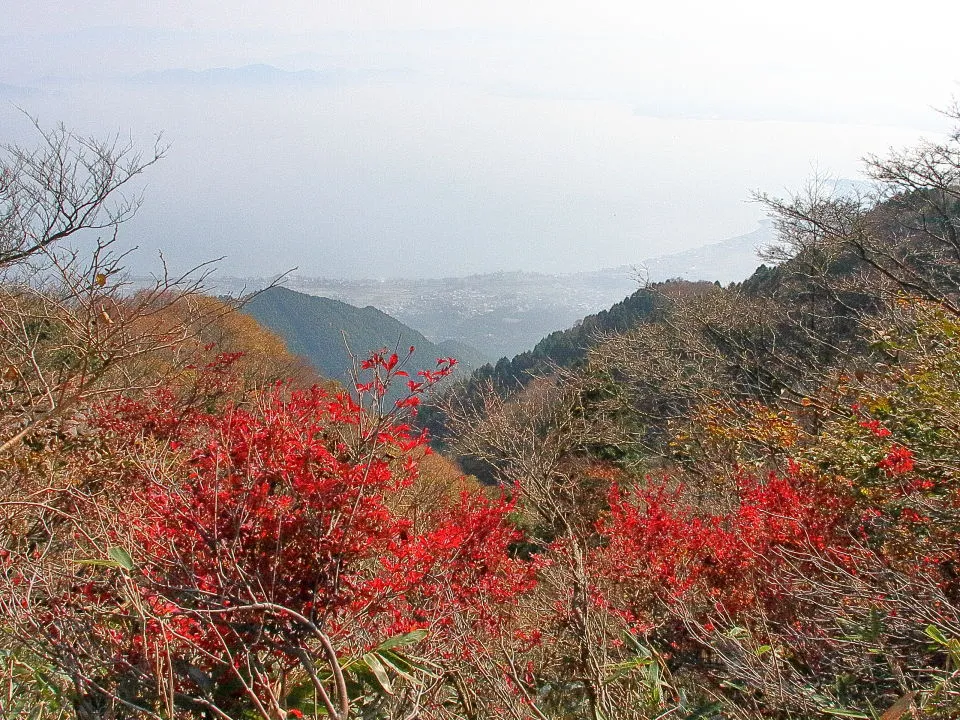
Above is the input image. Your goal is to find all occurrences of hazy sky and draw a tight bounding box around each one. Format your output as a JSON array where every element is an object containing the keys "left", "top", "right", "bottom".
[{"left": 2, "top": 1, "right": 958, "bottom": 278}]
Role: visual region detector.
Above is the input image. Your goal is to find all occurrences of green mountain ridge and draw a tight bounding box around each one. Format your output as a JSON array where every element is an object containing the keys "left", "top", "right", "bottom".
[
  {"left": 457, "top": 278, "right": 728, "bottom": 401},
  {"left": 240, "top": 286, "right": 485, "bottom": 391}
]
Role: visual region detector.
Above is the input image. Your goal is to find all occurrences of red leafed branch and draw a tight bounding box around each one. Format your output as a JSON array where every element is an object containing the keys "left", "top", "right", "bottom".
[{"left": 58, "top": 349, "right": 533, "bottom": 717}]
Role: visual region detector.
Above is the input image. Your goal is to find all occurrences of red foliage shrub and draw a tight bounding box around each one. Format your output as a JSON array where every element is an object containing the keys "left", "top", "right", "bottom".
[
  {"left": 594, "top": 465, "right": 855, "bottom": 627},
  {"left": 82, "top": 351, "right": 535, "bottom": 712}
]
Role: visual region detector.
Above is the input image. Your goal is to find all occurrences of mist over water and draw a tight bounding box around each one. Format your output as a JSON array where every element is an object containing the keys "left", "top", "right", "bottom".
[{"left": 2, "top": 13, "right": 956, "bottom": 280}]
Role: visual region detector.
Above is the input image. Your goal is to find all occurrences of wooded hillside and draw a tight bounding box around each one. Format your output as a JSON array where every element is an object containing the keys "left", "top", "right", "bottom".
[{"left": 2, "top": 112, "right": 960, "bottom": 719}]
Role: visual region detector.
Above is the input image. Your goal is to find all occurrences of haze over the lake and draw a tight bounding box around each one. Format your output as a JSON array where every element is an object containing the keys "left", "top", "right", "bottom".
[{"left": 3, "top": 0, "right": 958, "bottom": 279}]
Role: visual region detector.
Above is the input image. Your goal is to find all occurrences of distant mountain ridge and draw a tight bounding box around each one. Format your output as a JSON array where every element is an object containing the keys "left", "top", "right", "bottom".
[
  {"left": 0, "top": 82, "right": 37, "bottom": 96},
  {"left": 458, "top": 225, "right": 775, "bottom": 391},
  {"left": 467, "top": 280, "right": 694, "bottom": 391},
  {"left": 240, "top": 287, "right": 485, "bottom": 393},
  {"left": 130, "top": 64, "right": 402, "bottom": 86},
  {"left": 636, "top": 221, "right": 773, "bottom": 285},
  {"left": 243, "top": 224, "right": 773, "bottom": 360},
  {"left": 220, "top": 270, "right": 638, "bottom": 363},
  {"left": 172, "top": 224, "right": 777, "bottom": 363}
]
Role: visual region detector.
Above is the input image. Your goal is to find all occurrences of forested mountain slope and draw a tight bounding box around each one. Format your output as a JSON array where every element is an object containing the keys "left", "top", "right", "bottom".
[
  {"left": 5, "top": 115, "right": 960, "bottom": 720},
  {"left": 434, "top": 121, "right": 960, "bottom": 718},
  {"left": 463, "top": 280, "right": 716, "bottom": 392},
  {"left": 241, "top": 286, "right": 485, "bottom": 386}
]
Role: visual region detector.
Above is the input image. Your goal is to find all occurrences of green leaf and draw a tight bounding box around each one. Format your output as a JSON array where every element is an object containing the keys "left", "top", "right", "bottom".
[
  {"left": 376, "top": 628, "right": 428, "bottom": 651},
  {"left": 724, "top": 625, "right": 749, "bottom": 640},
  {"left": 78, "top": 548, "right": 135, "bottom": 570},
  {"left": 645, "top": 660, "right": 662, "bottom": 704},
  {"left": 623, "top": 633, "right": 652, "bottom": 657},
  {"left": 926, "top": 624, "right": 949, "bottom": 646},
  {"left": 362, "top": 653, "right": 394, "bottom": 695},
  {"left": 74, "top": 558, "right": 123, "bottom": 568},
  {"left": 818, "top": 707, "right": 870, "bottom": 718},
  {"left": 720, "top": 679, "right": 747, "bottom": 692},
  {"left": 34, "top": 670, "right": 62, "bottom": 697},
  {"left": 606, "top": 657, "right": 652, "bottom": 673},
  {"left": 377, "top": 651, "right": 421, "bottom": 685},
  {"left": 108, "top": 546, "right": 135, "bottom": 571},
  {"left": 383, "top": 650, "right": 440, "bottom": 679}
]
